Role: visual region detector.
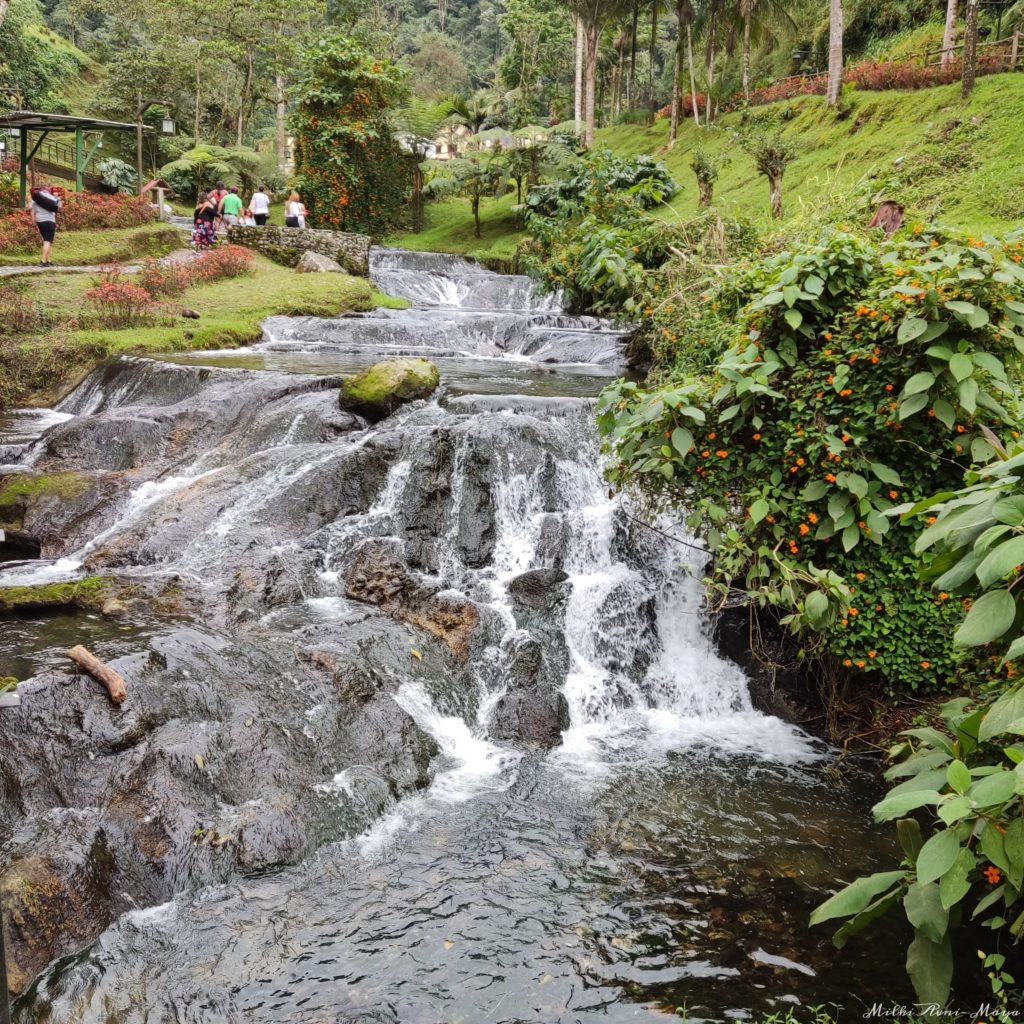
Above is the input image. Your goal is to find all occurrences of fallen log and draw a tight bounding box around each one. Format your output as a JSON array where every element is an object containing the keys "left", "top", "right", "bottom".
[{"left": 66, "top": 645, "right": 127, "bottom": 705}]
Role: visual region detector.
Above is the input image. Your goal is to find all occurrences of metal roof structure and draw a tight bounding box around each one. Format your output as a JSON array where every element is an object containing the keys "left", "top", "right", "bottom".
[
  {"left": 0, "top": 110, "right": 138, "bottom": 203},
  {"left": 0, "top": 110, "right": 136, "bottom": 132}
]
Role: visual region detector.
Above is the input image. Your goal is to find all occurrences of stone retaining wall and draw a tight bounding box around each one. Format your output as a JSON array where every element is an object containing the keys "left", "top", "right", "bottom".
[{"left": 227, "top": 225, "right": 371, "bottom": 276}]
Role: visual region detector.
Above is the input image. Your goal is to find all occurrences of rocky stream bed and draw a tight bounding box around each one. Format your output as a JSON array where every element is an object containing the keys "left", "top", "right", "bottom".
[{"left": 0, "top": 249, "right": 910, "bottom": 1022}]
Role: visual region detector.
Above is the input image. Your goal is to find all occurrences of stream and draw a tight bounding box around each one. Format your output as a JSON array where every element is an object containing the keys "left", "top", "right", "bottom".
[{"left": 0, "top": 249, "right": 908, "bottom": 1022}]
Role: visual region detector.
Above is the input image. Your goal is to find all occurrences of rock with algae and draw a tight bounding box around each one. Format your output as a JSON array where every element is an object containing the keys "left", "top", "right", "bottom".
[{"left": 338, "top": 358, "right": 439, "bottom": 423}]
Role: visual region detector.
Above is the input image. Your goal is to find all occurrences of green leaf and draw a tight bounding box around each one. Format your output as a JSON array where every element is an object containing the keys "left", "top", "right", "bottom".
[
  {"left": 828, "top": 494, "right": 849, "bottom": 521},
  {"left": 873, "top": 789, "right": 943, "bottom": 823},
  {"left": 973, "top": 883, "right": 1007, "bottom": 919},
  {"left": 980, "top": 685, "right": 1024, "bottom": 742},
  {"left": 897, "top": 818, "right": 925, "bottom": 864},
  {"left": 932, "top": 398, "right": 956, "bottom": 430},
  {"left": 805, "top": 590, "right": 830, "bottom": 627},
  {"left": 939, "top": 848, "right": 974, "bottom": 909},
  {"left": 809, "top": 870, "right": 906, "bottom": 926},
  {"left": 904, "top": 371, "right": 936, "bottom": 395},
  {"left": 904, "top": 882, "right": 948, "bottom": 944},
  {"left": 898, "top": 318, "right": 930, "bottom": 343},
  {"left": 750, "top": 499, "right": 770, "bottom": 524},
  {"left": 973, "top": 351, "right": 1006, "bottom": 380},
  {"left": 670, "top": 426, "right": 694, "bottom": 458},
  {"left": 784, "top": 308, "right": 803, "bottom": 330},
  {"left": 946, "top": 760, "right": 971, "bottom": 794},
  {"left": 968, "top": 770, "right": 1018, "bottom": 807},
  {"left": 1005, "top": 819, "right": 1024, "bottom": 887},
  {"left": 953, "top": 590, "right": 1016, "bottom": 648},
  {"left": 831, "top": 890, "right": 902, "bottom": 949},
  {"left": 802, "top": 480, "right": 830, "bottom": 501},
  {"left": 976, "top": 536, "right": 1024, "bottom": 587},
  {"left": 949, "top": 352, "right": 973, "bottom": 382},
  {"left": 842, "top": 522, "right": 860, "bottom": 552},
  {"left": 885, "top": 751, "right": 952, "bottom": 780},
  {"left": 845, "top": 473, "right": 868, "bottom": 499},
  {"left": 958, "top": 376, "right": 979, "bottom": 414},
  {"left": 906, "top": 931, "right": 953, "bottom": 1007},
  {"left": 980, "top": 822, "right": 1012, "bottom": 874},
  {"left": 916, "top": 830, "right": 961, "bottom": 886},
  {"left": 900, "top": 394, "right": 930, "bottom": 420},
  {"left": 901, "top": 727, "right": 955, "bottom": 756},
  {"left": 870, "top": 462, "right": 901, "bottom": 485}
]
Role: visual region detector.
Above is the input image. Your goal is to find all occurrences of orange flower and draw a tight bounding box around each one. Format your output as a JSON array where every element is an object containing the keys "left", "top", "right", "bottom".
[
  {"left": 856, "top": 659, "right": 866, "bottom": 668},
  {"left": 825, "top": 473, "right": 837, "bottom": 483},
  {"left": 823, "top": 332, "right": 833, "bottom": 340},
  {"left": 956, "top": 424, "right": 965, "bottom": 434},
  {"left": 920, "top": 660, "right": 931, "bottom": 670},
  {"left": 766, "top": 514, "right": 775, "bottom": 523},
  {"left": 701, "top": 450, "right": 711, "bottom": 458},
  {"left": 884, "top": 384, "right": 894, "bottom": 392},
  {"left": 849, "top": 607, "right": 859, "bottom": 616},
  {"left": 889, "top": 490, "right": 899, "bottom": 500},
  {"left": 808, "top": 513, "right": 819, "bottom": 524},
  {"left": 799, "top": 523, "right": 810, "bottom": 535},
  {"left": 868, "top": 651, "right": 877, "bottom": 659},
  {"left": 708, "top": 432, "right": 717, "bottom": 440},
  {"left": 855, "top": 572, "right": 866, "bottom": 581},
  {"left": 716, "top": 450, "right": 729, "bottom": 458},
  {"left": 983, "top": 865, "right": 1001, "bottom": 885},
  {"left": 796, "top": 457, "right": 805, "bottom": 467},
  {"left": 753, "top": 433, "right": 762, "bottom": 441},
  {"left": 843, "top": 658, "right": 853, "bottom": 667}
]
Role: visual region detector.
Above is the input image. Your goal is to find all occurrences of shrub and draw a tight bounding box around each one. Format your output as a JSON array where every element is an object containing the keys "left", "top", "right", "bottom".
[
  {"left": 597, "top": 228, "right": 1024, "bottom": 693},
  {"left": 0, "top": 171, "right": 19, "bottom": 215},
  {"left": 84, "top": 269, "right": 156, "bottom": 329},
  {"left": 0, "top": 285, "right": 42, "bottom": 333},
  {"left": 137, "top": 260, "right": 191, "bottom": 297},
  {"left": 137, "top": 245, "right": 254, "bottom": 297},
  {"left": 0, "top": 210, "right": 40, "bottom": 250}
]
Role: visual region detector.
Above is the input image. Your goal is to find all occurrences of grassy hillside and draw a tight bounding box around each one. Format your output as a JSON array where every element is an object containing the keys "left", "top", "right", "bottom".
[
  {"left": 397, "top": 74, "right": 1024, "bottom": 257},
  {"left": 600, "top": 73, "right": 1024, "bottom": 234}
]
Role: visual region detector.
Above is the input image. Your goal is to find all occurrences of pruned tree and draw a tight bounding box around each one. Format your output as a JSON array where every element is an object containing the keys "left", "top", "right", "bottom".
[
  {"left": 742, "top": 126, "right": 795, "bottom": 218},
  {"left": 826, "top": 0, "right": 844, "bottom": 106},
  {"left": 691, "top": 147, "right": 719, "bottom": 205},
  {"left": 424, "top": 149, "right": 508, "bottom": 238}
]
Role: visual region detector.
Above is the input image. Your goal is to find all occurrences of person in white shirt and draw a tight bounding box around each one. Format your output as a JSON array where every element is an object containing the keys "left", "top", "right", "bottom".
[
  {"left": 29, "top": 186, "right": 61, "bottom": 267},
  {"left": 249, "top": 186, "right": 271, "bottom": 226},
  {"left": 285, "top": 191, "right": 307, "bottom": 229}
]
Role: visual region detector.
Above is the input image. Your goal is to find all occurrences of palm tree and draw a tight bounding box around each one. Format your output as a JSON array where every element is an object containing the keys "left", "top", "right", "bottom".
[
  {"left": 739, "top": 0, "right": 797, "bottom": 101},
  {"left": 961, "top": 0, "right": 980, "bottom": 96},
  {"left": 449, "top": 90, "right": 504, "bottom": 135},
  {"left": 826, "top": 0, "right": 844, "bottom": 106},
  {"left": 941, "top": 0, "right": 959, "bottom": 64},
  {"left": 670, "top": 0, "right": 699, "bottom": 142},
  {"left": 160, "top": 144, "right": 262, "bottom": 196}
]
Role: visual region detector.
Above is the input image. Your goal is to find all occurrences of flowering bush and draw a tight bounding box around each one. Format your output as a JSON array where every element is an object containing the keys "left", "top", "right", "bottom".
[
  {"left": 0, "top": 210, "right": 40, "bottom": 250},
  {"left": 597, "top": 228, "right": 1024, "bottom": 692},
  {"left": 84, "top": 269, "right": 156, "bottom": 328},
  {"left": 0, "top": 189, "right": 157, "bottom": 250},
  {"left": 137, "top": 245, "right": 254, "bottom": 297},
  {"left": 655, "top": 93, "right": 708, "bottom": 119},
  {"left": 0, "top": 172, "right": 19, "bottom": 215},
  {"left": 291, "top": 34, "right": 411, "bottom": 235}
]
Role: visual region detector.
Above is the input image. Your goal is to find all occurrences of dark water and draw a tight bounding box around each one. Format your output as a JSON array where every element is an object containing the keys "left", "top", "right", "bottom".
[{"left": 0, "top": 248, "right": 909, "bottom": 1022}]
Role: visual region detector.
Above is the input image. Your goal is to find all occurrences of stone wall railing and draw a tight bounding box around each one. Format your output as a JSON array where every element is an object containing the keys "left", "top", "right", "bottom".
[{"left": 226, "top": 225, "right": 372, "bottom": 276}]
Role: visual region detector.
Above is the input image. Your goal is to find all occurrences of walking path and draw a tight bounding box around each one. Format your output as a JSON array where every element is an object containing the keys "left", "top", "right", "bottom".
[{"left": 0, "top": 264, "right": 143, "bottom": 278}]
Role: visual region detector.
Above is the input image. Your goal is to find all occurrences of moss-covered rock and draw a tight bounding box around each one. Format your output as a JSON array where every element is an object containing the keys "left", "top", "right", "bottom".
[
  {"left": 0, "top": 471, "right": 92, "bottom": 530},
  {"left": 0, "top": 577, "right": 119, "bottom": 613},
  {"left": 339, "top": 358, "right": 440, "bottom": 422}
]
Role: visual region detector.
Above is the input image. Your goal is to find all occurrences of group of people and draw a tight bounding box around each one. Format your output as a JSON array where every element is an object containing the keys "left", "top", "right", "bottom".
[{"left": 192, "top": 184, "right": 307, "bottom": 249}]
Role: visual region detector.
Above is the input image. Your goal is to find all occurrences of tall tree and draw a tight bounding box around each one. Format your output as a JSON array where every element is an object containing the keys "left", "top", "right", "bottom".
[
  {"left": 647, "top": 0, "right": 659, "bottom": 121},
  {"left": 961, "top": 0, "right": 980, "bottom": 95},
  {"left": 669, "top": 0, "right": 698, "bottom": 142},
  {"left": 568, "top": 0, "right": 633, "bottom": 146},
  {"left": 941, "top": 0, "right": 959, "bottom": 63},
  {"left": 574, "top": 13, "right": 584, "bottom": 123},
  {"left": 826, "top": 0, "right": 843, "bottom": 106}
]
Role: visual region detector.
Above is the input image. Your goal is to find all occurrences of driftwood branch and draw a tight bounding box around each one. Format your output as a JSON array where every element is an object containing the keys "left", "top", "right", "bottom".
[{"left": 66, "top": 645, "right": 127, "bottom": 705}]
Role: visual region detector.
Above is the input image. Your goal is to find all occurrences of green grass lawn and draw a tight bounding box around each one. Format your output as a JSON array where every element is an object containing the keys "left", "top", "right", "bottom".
[
  {"left": 0, "top": 224, "right": 183, "bottom": 267},
  {"left": 391, "top": 192, "right": 526, "bottom": 265},
  {"left": 0, "top": 253, "right": 405, "bottom": 409}
]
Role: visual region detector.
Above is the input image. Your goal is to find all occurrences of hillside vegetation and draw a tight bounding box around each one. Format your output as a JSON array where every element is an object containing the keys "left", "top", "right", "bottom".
[{"left": 393, "top": 73, "right": 1024, "bottom": 260}]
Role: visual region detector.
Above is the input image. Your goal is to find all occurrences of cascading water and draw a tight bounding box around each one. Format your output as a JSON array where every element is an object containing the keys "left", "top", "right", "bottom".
[{"left": 0, "top": 249, "right": 908, "bottom": 1022}]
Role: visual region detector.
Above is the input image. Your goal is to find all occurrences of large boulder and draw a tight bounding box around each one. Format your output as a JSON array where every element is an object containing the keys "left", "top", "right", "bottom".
[
  {"left": 339, "top": 359, "right": 439, "bottom": 423},
  {"left": 296, "top": 250, "right": 344, "bottom": 273}
]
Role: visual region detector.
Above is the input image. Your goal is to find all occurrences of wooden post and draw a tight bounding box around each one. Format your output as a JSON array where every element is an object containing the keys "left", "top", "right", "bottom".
[
  {"left": 18, "top": 125, "right": 26, "bottom": 207},
  {"left": 74, "top": 124, "right": 83, "bottom": 192},
  {"left": 1012, "top": 30, "right": 1021, "bottom": 69},
  {"left": 136, "top": 91, "right": 144, "bottom": 196}
]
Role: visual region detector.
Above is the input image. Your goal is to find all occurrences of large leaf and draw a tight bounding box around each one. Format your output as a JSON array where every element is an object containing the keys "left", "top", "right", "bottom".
[
  {"left": 976, "top": 535, "right": 1024, "bottom": 587},
  {"left": 979, "top": 684, "right": 1024, "bottom": 742},
  {"left": 872, "top": 789, "right": 943, "bottom": 823},
  {"left": 915, "top": 830, "right": 961, "bottom": 886},
  {"left": 968, "top": 769, "right": 1018, "bottom": 807},
  {"left": 809, "top": 870, "right": 906, "bottom": 926},
  {"left": 953, "top": 589, "right": 1016, "bottom": 648},
  {"left": 904, "top": 882, "right": 948, "bottom": 944},
  {"left": 670, "top": 426, "right": 693, "bottom": 458},
  {"left": 948, "top": 352, "right": 973, "bottom": 382},
  {"left": 898, "top": 317, "right": 930, "bottom": 343},
  {"left": 904, "top": 371, "right": 936, "bottom": 395},
  {"left": 906, "top": 931, "right": 953, "bottom": 1007},
  {"left": 938, "top": 848, "right": 974, "bottom": 909},
  {"left": 900, "top": 394, "right": 930, "bottom": 420}
]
